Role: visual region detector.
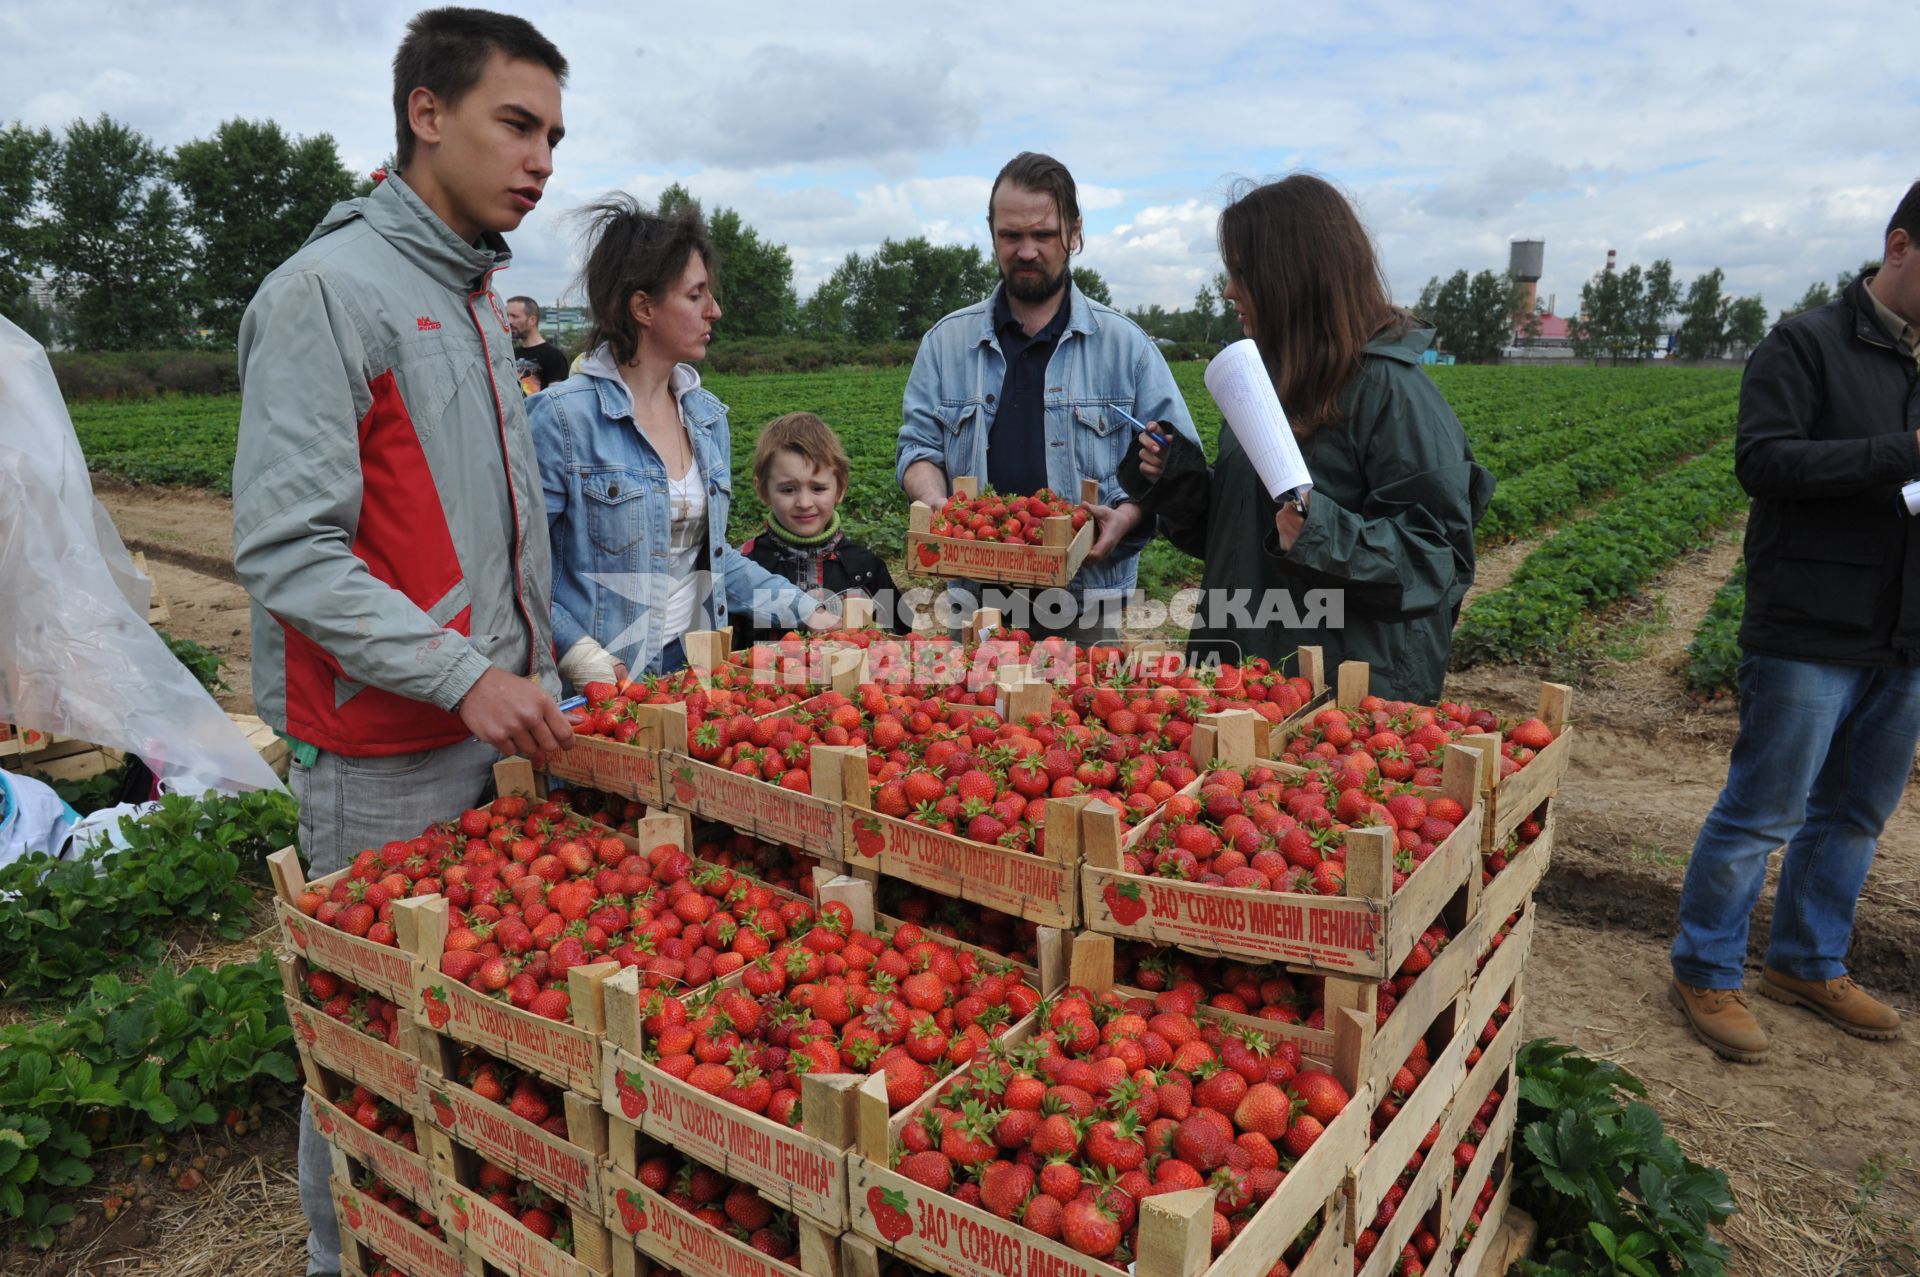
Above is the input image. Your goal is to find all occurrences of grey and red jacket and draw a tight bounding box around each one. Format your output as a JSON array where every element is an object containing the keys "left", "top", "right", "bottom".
[{"left": 232, "top": 174, "right": 559, "bottom": 756}]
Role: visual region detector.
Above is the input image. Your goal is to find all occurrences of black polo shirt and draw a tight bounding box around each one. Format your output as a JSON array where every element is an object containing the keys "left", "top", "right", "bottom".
[{"left": 986, "top": 285, "right": 1071, "bottom": 496}]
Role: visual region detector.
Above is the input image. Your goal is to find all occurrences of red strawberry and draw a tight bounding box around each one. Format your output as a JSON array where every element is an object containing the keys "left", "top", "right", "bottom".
[
  {"left": 979, "top": 1161, "right": 1034, "bottom": 1220},
  {"left": 1061, "top": 1197, "right": 1121, "bottom": 1258}
]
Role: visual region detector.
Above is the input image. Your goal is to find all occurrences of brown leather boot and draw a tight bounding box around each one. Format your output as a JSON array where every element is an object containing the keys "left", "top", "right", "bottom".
[
  {"left": 1669, "top": 980, "right": 1769, "bottom": 1063},
  {"left": 1758, "top": 970, "right": 1904, "bottom": 1040}
]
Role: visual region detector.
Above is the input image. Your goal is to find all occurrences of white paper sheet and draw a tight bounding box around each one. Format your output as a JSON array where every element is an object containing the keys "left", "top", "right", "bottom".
[
  {"left": 1204, "top": 339, "right": 1312, "bottom": 502},
  {"left": 1903, "top": 479, "right": 1920, "bottom": 516}
]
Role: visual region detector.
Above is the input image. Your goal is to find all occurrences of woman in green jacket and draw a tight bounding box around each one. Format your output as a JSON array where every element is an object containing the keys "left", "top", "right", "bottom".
[{"left": 1122, "top": 174, "right": 1492, "bottom": 702}]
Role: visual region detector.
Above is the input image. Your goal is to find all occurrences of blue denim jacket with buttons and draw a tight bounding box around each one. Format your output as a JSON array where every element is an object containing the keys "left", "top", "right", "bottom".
[
  {"left": 529, "top": 348, "right": 812, "bottom": 676},
  {"left": 896, "top": 284, "right": 1200, "bottom": 598}
]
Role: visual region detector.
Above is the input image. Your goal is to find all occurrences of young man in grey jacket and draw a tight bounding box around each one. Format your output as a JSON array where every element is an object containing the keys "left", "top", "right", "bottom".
[{"left": 230, "top": 9, "right": 573, "bottom": 1273}]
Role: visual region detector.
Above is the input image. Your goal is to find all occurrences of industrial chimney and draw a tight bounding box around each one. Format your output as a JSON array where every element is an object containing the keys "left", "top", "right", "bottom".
[{"left": 1509, "top": 239, "right": 1545, "bottom": 316}]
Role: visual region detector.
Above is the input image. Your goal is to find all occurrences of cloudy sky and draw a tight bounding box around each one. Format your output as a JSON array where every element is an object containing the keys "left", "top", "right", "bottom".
[{"left": 7, "top": 1, "right": 1913, "bottom": 316}]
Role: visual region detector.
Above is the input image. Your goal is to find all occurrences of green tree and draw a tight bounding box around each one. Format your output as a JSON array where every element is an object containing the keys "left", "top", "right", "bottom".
[
  {"left": 41, "top": 116, "right": 191, "bottom": 350},
  {"left": 1723, "top": 295, "right": 1768, "bottom": 357},
  {"left": 1417, "top": 269, "right": 1512, "bottom": 362},
  {"left": 0, "top": 122, "right": 55, "bottom": 318},
  {"left": 1779, "top": 279, "right": 1831, "bottom": 322},
  {"left": 1636, "top": 258, "right": 1678, "bottom": 356},
  {"left": 655, "top": 182, "right": 701, "bottom": 222},
  {"left": 804, "top": 238, "right": 997, "bottom": 343},
  {"left": 1071, "top": 266, "right": 1111, "bottom": 306},
  {"left": 707, "top": 206, "right": 796, "bottom": 337},
  {"left": 1675, "top": 267, "right": 1728, "bottom": 360},
  {"left": 1569, "top": 261, "right": 1646, "bottom": 363},
  {"left": 172, "top": 119, "right": 355, "bottom": 345}
]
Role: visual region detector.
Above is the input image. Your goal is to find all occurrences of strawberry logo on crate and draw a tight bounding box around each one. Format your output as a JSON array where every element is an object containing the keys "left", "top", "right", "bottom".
[
  {"left": 867, "top": 1187, "right": 913, "bottom": 1243},
  {"left": 671, "top": 765, "right": 697, "bottom": 806},
  {"left": 286, "top": 919, "right": 310, "bottom": 950},
  {"left": 852, "top": 817, "right": 884, "bottom": 859},
  {"left": 293, "top": 1010, "right": 319, "bottom": 1048},
  {"left": 448, "top": 1192, "right": 471, "bottom": 1232},
  {"left": 430, "top": 1090, "right": 456, "bottom": 1128},
  {"left": 422, "top": 985, "right": 451, "bottom": 1029},
  {"left": 916, "top": 544, "right": 940, "bottom": 569},
  {"left": 313, "top": 1105, "right": 338, "bottom": 1138},
  {"left": 1102, "top": 880, "right": 1146, "bottom": 926},
  {"left": 340, "top": 1193, "right": 364, "bottom": 1230},
  {"left": 614, "top": 1070, "right": 648, "bottom": 1120},
  {"left": 615, "top": 1188, "right": 648, "bottom": 1236}
]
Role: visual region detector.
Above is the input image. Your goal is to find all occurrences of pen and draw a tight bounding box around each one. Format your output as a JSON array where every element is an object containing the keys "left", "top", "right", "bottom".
[{"left": 1111, "top": 405, "right": 1171, "bottom": 450}]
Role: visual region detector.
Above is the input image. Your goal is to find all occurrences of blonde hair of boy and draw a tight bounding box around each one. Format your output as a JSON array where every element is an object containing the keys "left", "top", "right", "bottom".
[{"left": 752, "top": 412, "right": 852, "bottom": 498}]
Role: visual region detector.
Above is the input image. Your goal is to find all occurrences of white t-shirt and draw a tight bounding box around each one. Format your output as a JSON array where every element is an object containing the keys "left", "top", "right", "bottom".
[{"left": 662, "top": 462, "right": 707, "bottom": 639}]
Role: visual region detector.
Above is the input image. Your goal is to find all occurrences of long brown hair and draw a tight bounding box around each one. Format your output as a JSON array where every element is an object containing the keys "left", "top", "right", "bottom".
[
  {"left": 1218, "top": 174, "right": 1407, "bottom": 435},
  {"left": 576, "top": 194, "right": 714, "bottom": 365}
]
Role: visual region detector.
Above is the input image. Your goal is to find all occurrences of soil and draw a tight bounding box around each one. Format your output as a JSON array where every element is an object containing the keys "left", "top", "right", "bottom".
[{"left": 47, "top": 482, "right": 1916, "bottom": 1276}]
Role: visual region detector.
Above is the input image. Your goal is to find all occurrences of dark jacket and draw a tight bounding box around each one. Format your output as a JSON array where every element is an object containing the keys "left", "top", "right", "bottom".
[
  {"left": 1736, "top": 274, "right": 1920, "bottom": 664},
  {"left": 1120, "top": 325, "right": 1493, "bottom": 702},
  {"left": 735, "top": 523, "right": 913, "bottom": 646}
]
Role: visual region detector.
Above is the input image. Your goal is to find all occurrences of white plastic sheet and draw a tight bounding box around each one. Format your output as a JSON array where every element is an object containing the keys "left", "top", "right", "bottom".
[{"left": 0, "top": 315, "right": 284, "bottom": 795}]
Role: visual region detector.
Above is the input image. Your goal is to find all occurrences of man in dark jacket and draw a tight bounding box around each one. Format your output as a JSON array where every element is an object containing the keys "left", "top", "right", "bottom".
[{"left": 1669, "top": 180, "right": 1920, "bottom": 1062}]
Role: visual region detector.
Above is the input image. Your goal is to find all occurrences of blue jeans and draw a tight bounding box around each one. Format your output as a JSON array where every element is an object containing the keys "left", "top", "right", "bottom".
[
  {"left": 1672, "top": 652, "right": 1920, "bottom": 990},
  {"left": 291, "top": 736, "right": 500, "bottom": 1274}
]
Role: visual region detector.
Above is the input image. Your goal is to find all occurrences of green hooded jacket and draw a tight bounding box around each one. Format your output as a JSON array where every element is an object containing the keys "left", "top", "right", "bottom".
[{"left": 1120, "top": 325, "right": 1493, "bottom": 701}]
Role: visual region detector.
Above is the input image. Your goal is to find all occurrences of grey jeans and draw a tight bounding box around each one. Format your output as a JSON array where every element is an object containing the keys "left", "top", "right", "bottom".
[{"left": 293, "top": 736, "right": 499, "bottom": 1274}]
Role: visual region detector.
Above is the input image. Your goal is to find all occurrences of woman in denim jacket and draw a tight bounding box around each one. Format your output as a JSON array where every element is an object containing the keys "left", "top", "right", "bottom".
[{"left": 529, "top": 199, "right": 834, "bottom": 688}]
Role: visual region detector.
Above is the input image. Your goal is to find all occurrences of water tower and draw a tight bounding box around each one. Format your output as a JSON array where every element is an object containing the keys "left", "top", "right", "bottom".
[{"left": 1510, "top": 239, "right": 1545, "bottom": 315}]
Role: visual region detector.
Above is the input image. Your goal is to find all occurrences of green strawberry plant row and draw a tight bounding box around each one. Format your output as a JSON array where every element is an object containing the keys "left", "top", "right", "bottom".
[
  {"left": 1683, "top": 561, "right": 1746, "bottom": 699},
  {"left": 1452, "top": 440, "right": 1747, "bottom": 668},
  {"left": 0, "top": 956, "right": 297, "bottom": 1247}
]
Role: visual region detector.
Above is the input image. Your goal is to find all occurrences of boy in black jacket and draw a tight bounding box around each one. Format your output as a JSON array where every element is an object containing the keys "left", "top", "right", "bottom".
[{"left": 737, "top": 412, "right": 914, "bottom": 645}]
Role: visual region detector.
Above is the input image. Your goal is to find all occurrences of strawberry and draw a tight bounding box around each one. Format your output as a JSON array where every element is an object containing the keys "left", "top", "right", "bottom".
[
  {"left": 979, "top": 1160, "right": 1034, "bottom": 1220},
  {"left": 866, "top": 1186, "right": 913, "bottom": 1242},
  {"left": 1061, "top": 1197, "right": 1121, "bottom": 1258}
]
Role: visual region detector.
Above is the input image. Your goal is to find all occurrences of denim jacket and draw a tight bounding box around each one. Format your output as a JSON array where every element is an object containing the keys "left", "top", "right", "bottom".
[
  {"left": 528, "top": 347, "right": 813, "bottom": 677},
  {"left": 896, "top": 284, "right": 1199, "bottom": 598}
]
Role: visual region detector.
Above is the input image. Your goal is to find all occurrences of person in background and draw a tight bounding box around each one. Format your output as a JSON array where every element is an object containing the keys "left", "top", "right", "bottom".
[
  {"left": 1122, "top": 173, "right": 1492, "bottom": 702},
  {"left": 229, "top": 10, "right": 573, "bottom": 1275},
  {"left": 507, "top": 293, "right": 568, "bottom": 392},
  {"left": 528, "top": 198, "right": 836, "bottom": 689},
  {"left": 735, "top": 411, "right": 913, "bottom": 646},
  {"left": 896, "top": 151, "right": 1198, "bottom": 640},
  {"left": 1667, "top": 180, "right": 1920, "bottom": 1062}
]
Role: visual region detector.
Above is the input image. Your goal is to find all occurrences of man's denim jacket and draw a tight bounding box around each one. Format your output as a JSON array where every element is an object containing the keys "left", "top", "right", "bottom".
[{"left": 896, "top": 284, "right": 1200, "bottom": 599}]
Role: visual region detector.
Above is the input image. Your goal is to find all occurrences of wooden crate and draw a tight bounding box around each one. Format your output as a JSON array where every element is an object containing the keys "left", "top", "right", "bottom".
[
  {"left": 542, "top": 706, "right": 668, "bottom": 808},
  {"left": 271, "top": 848, "right": 428, "bottom": 1005},
  {"left": 1478, "top": 684, "right": 1573, "bottom": 851},
  {"left": 281, "top": 954, "right": 428, "bottom": 1119},
  {"left": 433, "top": 1165, "right": 609, "bottom": 1277},
  {"left": 416, "top": 1058, "right": 608, "bottom": 1221},
  {"left": 330, "top": 1173, "right": 468, "bottom": 1277},
  {"left": 309, "top": 1076, "right": 438, "bottom": 1220},
  {"left": 0, "top": 723, "right": 52, "bottom": 759},
  {"left": 601, "top": 1158, "right": 840, "bottom": 1277},
  {"left": 1081, "top": 738, "right": 1484, "bottom": 978},
  {"left": 652, "top": 701, "right": 862, "bottom": 861},
  {"left": 905, "top": 477, "right": 1098, "bottom": 588},
  {"left": 845, "top": 932, "right": 1372, "bottom": 1277}
]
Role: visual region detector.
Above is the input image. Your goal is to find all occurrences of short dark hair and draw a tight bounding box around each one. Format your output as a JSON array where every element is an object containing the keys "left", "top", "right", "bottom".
[
  {"left": 507, "top": 295, "right": 541, "bottom": 321},
  {"left": 392, "top": 7, "right": 568, "bottom": 170},
  {"left": 1888, "top": 180, "right": 1920, "bottom": 242},
  {"left": 988, "top": 152, "right": 1082, "bottom": 254},
  {"left": 577, "top": 194, "right": 715, "bottom": 364}
]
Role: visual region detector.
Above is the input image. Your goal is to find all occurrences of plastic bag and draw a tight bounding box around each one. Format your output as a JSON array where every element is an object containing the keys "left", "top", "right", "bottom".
[
  {"left": 0, "top": 768, "right": 80, "bottom": 871},
  {"left": 0, "top": 315, "right": 284, "bottom": 795}
]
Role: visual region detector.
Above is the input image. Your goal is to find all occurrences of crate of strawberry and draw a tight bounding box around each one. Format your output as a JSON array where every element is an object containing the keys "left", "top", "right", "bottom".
[
  {"left": 434, "top": 1154, "right": 610, "bottom": 1277},
  {"left": 282, "top": 956, "right": 427, "bottom": 1116},
  {"left": 310, "top": 1073, "right": 435, "bottom": 1218},
  {"left": 651, "top": 695, "right": 866, "bottom": 859},
  {"left": 331, "top": 1172, "right": 465, "bottom": 1277},
  {"left": 418, "top": 1044, "right": 607, "bottom": 1221},
  {"left": 843, "top": 693, "right": 1255, "bottom": 929},
  {"left": 905, "top": 477, "right": 1098, "bottom": 588},
  {"left": 603, "top": 1143, "right": 837, "bottom": 1277},
  {"left": 1082, "top": 719, "right": 1484, "bottom": 978},
  {"left": 846, "top": 932, "right": 1368, "bottom": 1277},
  {"left": 409, "top": 809, "right": 815, "bottom": 1094},
  {"left": 599, "top": 900, "right": 1048, "bottom": 1230}
]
